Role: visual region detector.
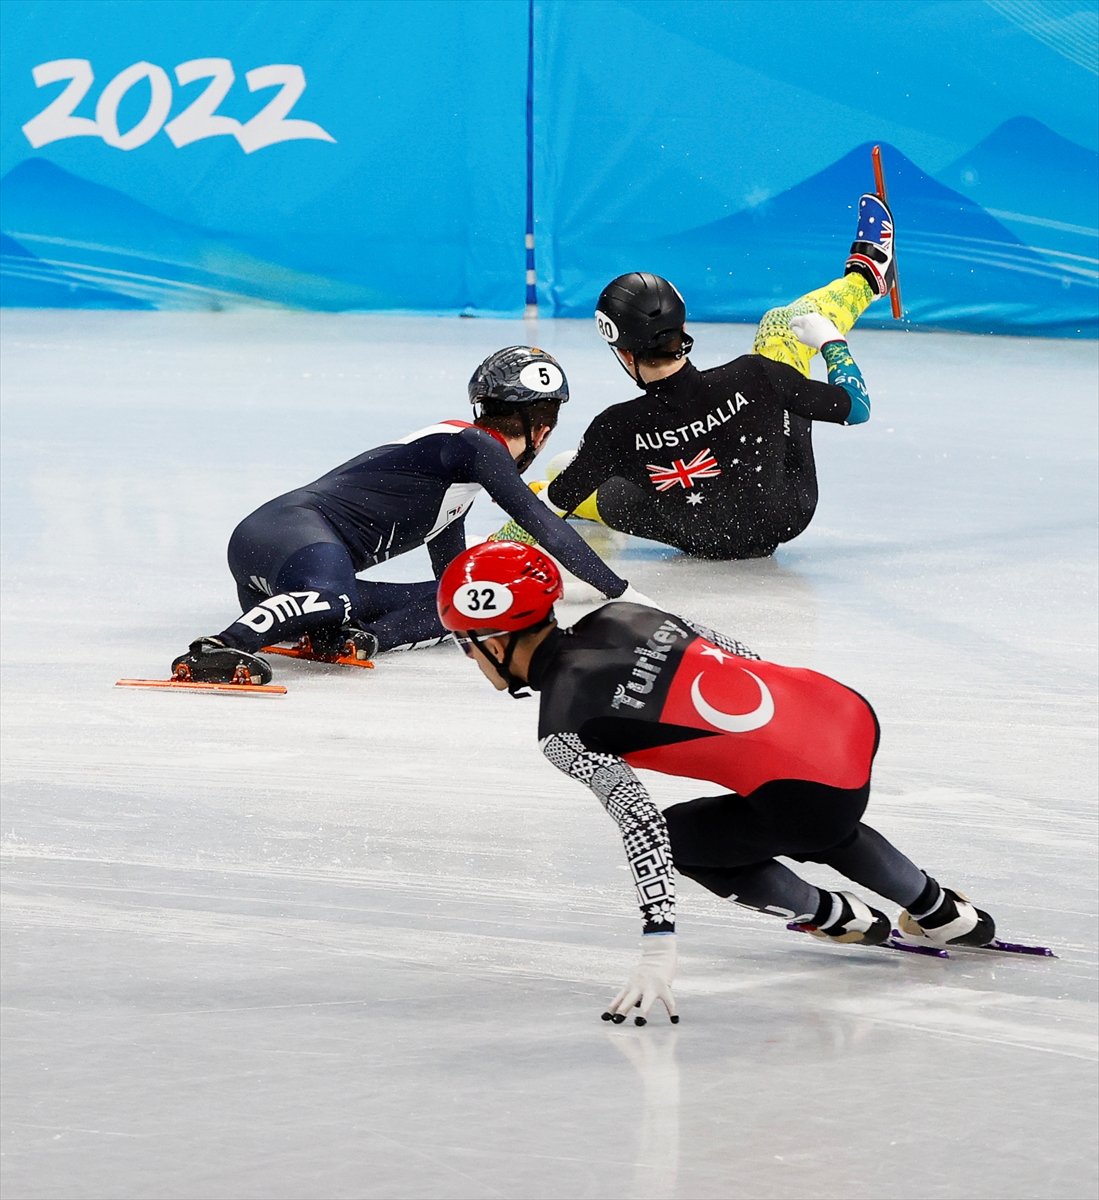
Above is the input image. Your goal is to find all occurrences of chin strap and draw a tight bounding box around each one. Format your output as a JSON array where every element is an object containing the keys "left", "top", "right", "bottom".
[
  {"left": 614, "top": 333, "right": 695, "bottom": 387},
  {"left": 502, "top": 631, "right": 533, "bottom": 698},
  {"left": 513, "top": 409, "right": 539, "bottom": 473},
  {"left": 469, "top": 618, "right": 556, "bottom": 699},
  {"left": 613, "top": 350, "right": 642, "bottom": 385},
  {"left": 468, "top": 632, "right": 531, "bottom": 698}
]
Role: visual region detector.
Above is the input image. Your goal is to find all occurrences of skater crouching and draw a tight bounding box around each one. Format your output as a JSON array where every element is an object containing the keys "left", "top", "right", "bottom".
[{"left": 438, "top": 541, "right": 1004, "bottom": 1026}]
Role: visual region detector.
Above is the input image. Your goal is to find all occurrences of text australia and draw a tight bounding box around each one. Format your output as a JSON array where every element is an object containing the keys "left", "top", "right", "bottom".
[{"left": 634, "top": 393, "right": 749, "bottom": 451}]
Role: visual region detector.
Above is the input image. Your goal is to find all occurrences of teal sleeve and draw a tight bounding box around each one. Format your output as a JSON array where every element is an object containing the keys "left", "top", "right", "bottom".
[{"left": 820, "top": 340, "right": 870, "bottom": 425}]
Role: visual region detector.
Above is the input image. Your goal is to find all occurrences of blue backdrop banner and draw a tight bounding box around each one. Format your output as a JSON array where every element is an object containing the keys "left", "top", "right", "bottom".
[
  {"left": 1, "top": 0, "right": 1096, "bottom": 334},
  {"left": 533, "top": 0, "right": 1098, "bottom": 337},
  {"left": 0, "top": 0, "right": 529, "bottom": 313}
]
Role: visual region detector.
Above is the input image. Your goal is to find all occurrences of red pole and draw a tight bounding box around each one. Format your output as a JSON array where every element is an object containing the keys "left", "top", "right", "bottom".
[{"left": 872, "top": 145, "right": 903, "bottom": 319}]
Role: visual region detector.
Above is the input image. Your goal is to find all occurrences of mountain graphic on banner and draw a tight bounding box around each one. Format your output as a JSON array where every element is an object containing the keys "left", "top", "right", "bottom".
[
  {"left": 935, "top": 116, "right": 1099, "bottom": 258},
  {"left": 615, "top": 140, "right": 1095, "bottom": 337},
  {"left": 0, "top": 159, "right": 381, "bottom": 311}
]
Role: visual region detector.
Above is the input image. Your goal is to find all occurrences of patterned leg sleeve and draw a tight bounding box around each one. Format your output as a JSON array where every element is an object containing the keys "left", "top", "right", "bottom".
[{"left": 752, "top": 274, "right": 874, "bottom": 378}]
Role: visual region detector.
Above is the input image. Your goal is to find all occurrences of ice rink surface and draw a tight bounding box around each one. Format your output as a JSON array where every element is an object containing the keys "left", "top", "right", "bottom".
[{"left": 1, "top": 310, "right": 1097, "bottom": 1200}]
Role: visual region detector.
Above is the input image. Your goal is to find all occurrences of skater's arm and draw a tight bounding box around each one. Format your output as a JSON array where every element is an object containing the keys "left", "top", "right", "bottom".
[
  {"left": 426, "top": 519, "right": 467, "bottom": 578},
  {"left": 540, "top": 731, "right": 675, "bottom": 934},
  {"left": 758, "top": 355, "right": 869, "bottom": 426},
  {"left": 542, "top": 729, "right": 680, "bottom": 1026},
  {"left": 544, "top": 418, "right": 617, "bottom": 515},
  {"left": 467, "top": 434, "right": 628, "bottom": 598}
]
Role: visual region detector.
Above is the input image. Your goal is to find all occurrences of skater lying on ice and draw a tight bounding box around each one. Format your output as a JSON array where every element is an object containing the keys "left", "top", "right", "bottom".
[
  {"left": 171, "top": 346, "right": 652, "bottom": 688},
  {"left": 492, "top": 192, "right": 891, "bottom": 559}
]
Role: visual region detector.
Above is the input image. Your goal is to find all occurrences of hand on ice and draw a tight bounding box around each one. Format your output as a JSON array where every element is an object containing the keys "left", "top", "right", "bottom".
[
  {"left": 602, "top": 934, "right": 678, "bottom": 1027},
  {"left": 790, "top": 313, "right": 846, "bottom": 350}
]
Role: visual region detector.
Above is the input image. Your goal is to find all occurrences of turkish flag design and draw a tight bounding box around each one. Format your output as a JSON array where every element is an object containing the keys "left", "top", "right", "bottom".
[{"left": 623, "top": 641, "right": 878, "bottom": 794}]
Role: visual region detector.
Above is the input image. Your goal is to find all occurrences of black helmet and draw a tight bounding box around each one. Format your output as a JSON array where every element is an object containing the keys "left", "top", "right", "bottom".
[
  {"left": 468, "top": 345, "right": 569, "bottom": 416},
  {"left": 595, "top": 273, "right": 690, "bottom": 354}
]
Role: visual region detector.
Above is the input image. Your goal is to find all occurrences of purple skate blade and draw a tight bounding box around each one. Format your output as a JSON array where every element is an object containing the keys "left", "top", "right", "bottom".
[
  {"left": 982, "top": 938, "right": 1056, "bottom": 957},
  {"left": 886, "top": 938, "right": 949, "bottom": 958},
  {"left": 889, "top": 929, "right": 1056, "bottom": 958},
  {"left": 787, "top": 922, "right": 948, "bottom": 957}
]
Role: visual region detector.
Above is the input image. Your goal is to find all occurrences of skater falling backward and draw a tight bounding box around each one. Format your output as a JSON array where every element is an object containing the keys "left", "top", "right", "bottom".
[
  {"left": 170, "top": 347, "right": 655, "bottom": 688},
  {"left": 438, "top": 541, "right": 1049, "bottom": 1028},
  {"left": 493, "top": 194, "right": 894, "bottom": 560}
]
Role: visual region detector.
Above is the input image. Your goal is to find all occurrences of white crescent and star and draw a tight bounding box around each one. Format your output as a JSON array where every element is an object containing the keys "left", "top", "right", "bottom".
[{"left": 689, "top": 664, "right": 775, "bottom": 733}]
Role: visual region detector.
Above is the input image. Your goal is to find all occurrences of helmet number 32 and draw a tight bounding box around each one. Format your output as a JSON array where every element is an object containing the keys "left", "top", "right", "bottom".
[{"left": 454, "top": 581, "right": 514, "bottom": 618}]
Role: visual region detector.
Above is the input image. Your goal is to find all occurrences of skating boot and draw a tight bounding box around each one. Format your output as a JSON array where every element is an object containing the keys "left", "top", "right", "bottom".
[
  {"left": 845, "top": 193, "right": 895, "bottom": 298},
  {"left": 341, "top": 627, "right": 378, "bottom": 661},
  {"left": 302, "top": 625, "right": 379, "bottom": 662},
  {"left": 803, "top": 890, "right": 891, "bottom": 945},
  {"left": 897, "top": 887, "right": 996, "bottom": 947},
  {"left": 171, "top": 637, "right": 272, "bottom": 685}
]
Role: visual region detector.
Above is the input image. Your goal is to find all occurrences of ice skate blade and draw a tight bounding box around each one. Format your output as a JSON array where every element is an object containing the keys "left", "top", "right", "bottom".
[
  {"left": 889, "top": 931, "right": 1056, "bottom": 958},
  {"left": 116, "top": 678, "right": 287, "bottom": 696},
  {"left": 785, "top": 921, "right": 938, "bottom": 955},
  {"left": 262, "top": 644, "right": 375, "bottom": 668}
]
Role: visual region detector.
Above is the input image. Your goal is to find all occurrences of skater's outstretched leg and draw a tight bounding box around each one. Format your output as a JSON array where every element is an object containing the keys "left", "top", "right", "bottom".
[
  {"left": 754, "top": 275, "right": 874, "bottom": 377},
  {"left": 808, "top": 822, "right": 927, "bottom": 905},
  {"left": 678, "top": 860, "right": 890, "bottom": 946},
  {"left": 812, "top": 823, "right": 996, "bottom": 947},
  {"left": 753, "top": 193, "right": 896, "bottom": 377}
]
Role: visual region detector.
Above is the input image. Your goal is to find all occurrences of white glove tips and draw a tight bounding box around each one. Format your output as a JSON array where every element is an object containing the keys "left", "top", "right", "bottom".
[
  {"left": 602, "top": 933, "right": 679, "bottom": 1026},
  {"left": 607, "top": 583, "right": 659, "bottom": 608},
  {"left": 790, "top": 312, "right": 846, "bottom": 351}
]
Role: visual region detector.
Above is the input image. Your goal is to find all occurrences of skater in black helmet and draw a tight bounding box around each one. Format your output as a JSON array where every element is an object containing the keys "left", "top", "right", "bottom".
[
  {"left": 497, "top": 195, "right": 894, "bottom": 560},
  {"left": 171, "top": 346, "right": 652, "bottom": 686},
  {"left": 437, "top": 540, "right": 1012, "bottom": 1026}
]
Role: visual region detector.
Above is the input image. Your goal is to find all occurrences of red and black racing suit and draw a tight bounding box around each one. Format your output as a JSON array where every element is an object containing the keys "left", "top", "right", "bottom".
[{"left": 527, "top": 602, "right": 884, "bottom": 932}]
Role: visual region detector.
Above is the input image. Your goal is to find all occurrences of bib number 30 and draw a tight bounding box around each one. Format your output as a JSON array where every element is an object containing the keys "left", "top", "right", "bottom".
[{"left": 21, "top": 58, "right": 336, "bottom": 153}]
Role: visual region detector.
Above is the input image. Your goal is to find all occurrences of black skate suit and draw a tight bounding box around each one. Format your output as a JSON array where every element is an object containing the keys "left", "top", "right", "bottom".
[
  {"left": 220, "top": 420, "right": 627, "bottom": 655},
  {"left": 546, "top": 358, "right": 855, "bottom": 558}
]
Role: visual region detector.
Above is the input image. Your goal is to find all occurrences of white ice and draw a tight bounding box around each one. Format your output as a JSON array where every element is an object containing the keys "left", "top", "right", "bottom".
[{"left": 1, "top": 310, "right": 1097, "bottom": 1200}]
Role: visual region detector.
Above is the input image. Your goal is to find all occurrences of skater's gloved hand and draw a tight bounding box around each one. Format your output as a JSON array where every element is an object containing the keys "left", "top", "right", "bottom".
[
  {"left": 790, "top": 313, "right": 847, "bottom": 350},
  {"left": 602, "top": 933, "right": 678, "bottom": 1027},
  {"left": 606, "top": 583, "right": 659, "bottom": 609}
]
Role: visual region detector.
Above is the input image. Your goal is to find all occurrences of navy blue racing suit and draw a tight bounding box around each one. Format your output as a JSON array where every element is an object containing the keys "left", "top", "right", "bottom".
[{"left": 217, "top": 420, "right": 628, "bottom": 654}]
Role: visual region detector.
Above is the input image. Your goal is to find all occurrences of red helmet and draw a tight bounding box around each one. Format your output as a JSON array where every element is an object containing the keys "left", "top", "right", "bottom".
[{"left": 437, "top": 541, "right": 563, "bottom": 634}]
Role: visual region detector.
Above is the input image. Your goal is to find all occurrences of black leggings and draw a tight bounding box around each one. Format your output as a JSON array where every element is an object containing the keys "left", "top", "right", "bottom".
[
  {"left": 664, "top": 779, "right": 928, "bottom": 916},
  {"left": 221, "top": 504, "right": 445, "bottom": 654}
]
